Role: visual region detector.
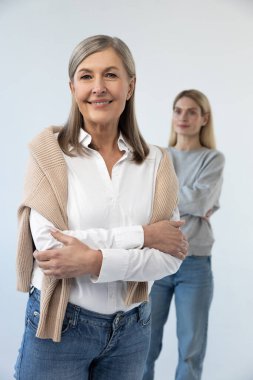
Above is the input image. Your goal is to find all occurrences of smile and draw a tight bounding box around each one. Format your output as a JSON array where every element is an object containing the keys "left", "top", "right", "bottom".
[{"left": 88, "top": 100, "right": 112, "bottom": 105}]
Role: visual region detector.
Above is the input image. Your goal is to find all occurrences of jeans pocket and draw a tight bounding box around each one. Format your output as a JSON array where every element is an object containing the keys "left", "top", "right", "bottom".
[
  {"left": 27, "top": 309, "right": 40, "bottom": 331},
  {"left": 26, "top": 293, "right": 40, "bottom": 332},
  {"left": 140, "top": 314, "right": 151, "bottom": 326},
  {"left": 26, "top": 297, "right": 72, "bottom": 335},
  {"left": 139, "top": 302, "right": 151, "bottom": 327}
]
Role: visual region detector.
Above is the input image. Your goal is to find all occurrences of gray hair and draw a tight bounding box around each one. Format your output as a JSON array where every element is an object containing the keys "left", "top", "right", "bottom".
[{"left": 58, "top": 35, "right": 149, "bottom": 162}]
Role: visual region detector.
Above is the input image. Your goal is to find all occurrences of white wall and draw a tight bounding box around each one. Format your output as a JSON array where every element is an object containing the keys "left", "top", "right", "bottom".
[{"left": 1, "top": 1, "right": 253, "bottom": 379}]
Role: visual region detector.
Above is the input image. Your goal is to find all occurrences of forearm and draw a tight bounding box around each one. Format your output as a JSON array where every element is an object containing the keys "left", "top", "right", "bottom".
[
  {"left": 63, "top": 225, "right": 143, "bottom": 250},
  {"left": 179, "top": 180, "right": 223, "bottom": 217},
  {"left": 92, "top": 246, "right": 182, "bottom": 283},
  {"left": 30, "top": 208, "right": 143, "bottom": 251},
  {"left": 179, "top": 153, "right": 225, "bottom": 217}
]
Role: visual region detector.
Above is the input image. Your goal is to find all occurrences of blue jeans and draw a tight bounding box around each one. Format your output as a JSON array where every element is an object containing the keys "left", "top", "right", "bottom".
[
  {"left": 143, "top": 256, "right": 213, "bottom": 380},
  {"left": 14, "top": 288, "right": 151, "bottom": 380}
]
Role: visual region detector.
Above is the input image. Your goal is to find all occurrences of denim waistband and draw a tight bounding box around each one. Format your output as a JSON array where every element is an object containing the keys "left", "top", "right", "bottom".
[{"left": 29, "top": 286, "right": 150, "bottom": 326}]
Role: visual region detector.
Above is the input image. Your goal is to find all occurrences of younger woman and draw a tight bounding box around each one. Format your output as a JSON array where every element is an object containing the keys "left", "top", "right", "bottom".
[{"left": 144, "top": 89, "right": 225, "bottom": 380}]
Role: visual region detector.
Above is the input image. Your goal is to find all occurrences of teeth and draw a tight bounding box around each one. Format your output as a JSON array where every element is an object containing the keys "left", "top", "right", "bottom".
[{"left": 93, "top": 101, "right": 110, "bottom": 105}]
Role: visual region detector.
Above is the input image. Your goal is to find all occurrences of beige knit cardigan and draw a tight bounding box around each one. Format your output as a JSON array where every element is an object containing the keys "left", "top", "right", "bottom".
[{"left": 16, "top": 126, "right": 178, "bottom": 342}]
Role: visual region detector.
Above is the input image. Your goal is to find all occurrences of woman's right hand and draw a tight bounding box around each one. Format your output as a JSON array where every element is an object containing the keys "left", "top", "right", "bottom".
[{"left": 143, "top": 220, "right": 188, "bottom": 260}]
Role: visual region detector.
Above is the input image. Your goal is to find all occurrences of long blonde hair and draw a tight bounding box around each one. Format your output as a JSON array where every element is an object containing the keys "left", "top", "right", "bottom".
[
  {"left": 169, "top": 89, "right": 216, "bottom": 149},
  {"left": 58, "top": 35, "right": 149, "bottom": 163}
]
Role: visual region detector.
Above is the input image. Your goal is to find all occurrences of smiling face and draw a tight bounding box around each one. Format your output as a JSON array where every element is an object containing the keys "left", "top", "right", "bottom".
[
  {"left": 173, "top": 96, "right": 209, "bottom": 138},
  {"left": 69, "top": 47, "right": 135, "bottom": 132}
]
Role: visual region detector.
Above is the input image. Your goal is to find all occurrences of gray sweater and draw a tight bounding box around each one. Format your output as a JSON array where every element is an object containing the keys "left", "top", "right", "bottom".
[{"left": 167, "top": 147, "right": 225, "bottom": 256}]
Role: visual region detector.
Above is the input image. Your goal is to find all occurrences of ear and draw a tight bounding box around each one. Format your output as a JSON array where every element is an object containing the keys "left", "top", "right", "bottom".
[
  {"left": 202, "top": 112, "right": 209, "bottom": 126},
  {"left": 126, "top": 77, "right": 136, "bottom": 100},
  {"left": 69, "top": 81, "right": 75, "bottom": 95}
]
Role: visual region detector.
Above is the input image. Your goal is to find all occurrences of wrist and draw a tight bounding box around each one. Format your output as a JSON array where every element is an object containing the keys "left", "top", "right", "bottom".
[
  {"left": 88, "top": 249, "right": 103, "bottom": 277},
  {"left": 143, "top": 224, "right": 153, "bottom": 248}
]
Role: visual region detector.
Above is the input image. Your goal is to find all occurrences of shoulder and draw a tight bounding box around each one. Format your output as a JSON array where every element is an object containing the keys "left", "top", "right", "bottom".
[
  {"left": 147, "top": 145, "right": 176, "bottom": 179},
  {"left": 28, "top": 126, "right": 65, "bottom": 170},
  {"left": 202, "top": 149, "right": 225, "bottom": 168},
  {"left": 29, "top": 126, "right": 62, "bottom": 148},
  {"left": 169, "top": 146, "right": 224, "bottom": 165},
  {"left": 146, "top": 144, "right": 164, "bottom": 163},
  {"left": 141, "top": 145, "right": 169, "bottom": 177}
]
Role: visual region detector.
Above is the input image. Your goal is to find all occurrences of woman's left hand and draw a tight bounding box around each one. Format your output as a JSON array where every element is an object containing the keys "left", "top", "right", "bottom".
[
  {"left": 202, "top": 208, "right": 213, "bottom": 222},
  {"left": 33, "top": 230, "right": 102, "bottom": 279}
]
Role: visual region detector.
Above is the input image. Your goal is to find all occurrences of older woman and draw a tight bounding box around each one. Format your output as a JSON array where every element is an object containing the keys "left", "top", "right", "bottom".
[{"left": 15, "top": 35, "right": 188, "bottom": 380}]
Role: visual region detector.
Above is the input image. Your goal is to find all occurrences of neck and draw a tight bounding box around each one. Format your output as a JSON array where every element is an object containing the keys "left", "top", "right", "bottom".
[
  {"left": 174, "top": 135, "right": 202, "bottom": 151},
  {"left": 90, "top": 137, "right": 119, "bottom": 155},
  {"left": 84, "top": 123, "right": 120, "bottom": 153}
]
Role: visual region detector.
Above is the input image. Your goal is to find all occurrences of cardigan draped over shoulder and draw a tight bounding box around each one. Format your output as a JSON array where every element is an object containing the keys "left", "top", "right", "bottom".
[{"left": 16, "top": 126, "right": 178, "bottom": 342}]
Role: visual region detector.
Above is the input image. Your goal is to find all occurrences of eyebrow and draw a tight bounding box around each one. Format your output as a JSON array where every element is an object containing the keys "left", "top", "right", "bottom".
[
  {"left": 77, "top": 66, "right": 120, "bottom": 74},
  {"left": 174, "top": 106, "right": 199, "bottom": 111}
]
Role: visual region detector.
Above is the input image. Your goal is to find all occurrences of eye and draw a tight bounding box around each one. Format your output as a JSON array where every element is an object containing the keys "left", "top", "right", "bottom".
[
  {"left": 173, "top": 108, "right": 181, "bottom": 115},
  {"left": 189, "top": 110, "right": 198, "bottom": 116},
  {"left": 80, "top": 74, "right": 92, "bottom": 80},
  {"left": 105, "top": 72, "right": 117, "bottom": 79}
]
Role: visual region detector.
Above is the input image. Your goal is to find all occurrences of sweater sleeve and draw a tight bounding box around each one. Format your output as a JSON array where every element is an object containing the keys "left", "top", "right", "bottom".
[{"left": 179, "top": 151, "right": 225, "bottom": 217}]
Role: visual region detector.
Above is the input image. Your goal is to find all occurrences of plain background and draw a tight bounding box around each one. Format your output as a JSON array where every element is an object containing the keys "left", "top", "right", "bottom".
[{"left": 1, "top": 0, "right": 253, "bottom": 379}]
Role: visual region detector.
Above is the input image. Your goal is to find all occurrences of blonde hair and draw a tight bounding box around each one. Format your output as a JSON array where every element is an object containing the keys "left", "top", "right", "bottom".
[
  {"left": 168, "top": 89, "right": 216, "bottom": 149},
  {"left": 58, "top": 35, "right": 149, "bottom": 163}
]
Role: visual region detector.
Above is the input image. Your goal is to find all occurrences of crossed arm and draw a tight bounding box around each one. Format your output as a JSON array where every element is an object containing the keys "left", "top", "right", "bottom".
[{"left": 33, "top": 212, "right": 188, "bottom": 280}]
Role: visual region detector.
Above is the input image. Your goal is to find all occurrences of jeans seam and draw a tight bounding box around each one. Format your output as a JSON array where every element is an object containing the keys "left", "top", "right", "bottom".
[{"left": 14, "top": 320, "right": 29, "bottom": 379}]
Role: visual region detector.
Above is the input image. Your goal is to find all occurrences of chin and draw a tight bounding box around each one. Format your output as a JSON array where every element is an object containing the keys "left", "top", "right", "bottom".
[{"left": 176, "top": 130, "right": 190, "bottom": 135}]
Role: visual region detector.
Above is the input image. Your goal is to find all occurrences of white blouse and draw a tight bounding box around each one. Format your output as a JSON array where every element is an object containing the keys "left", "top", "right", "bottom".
[{"left": 30, "top": 129, "right": 181, "bottom": 314}]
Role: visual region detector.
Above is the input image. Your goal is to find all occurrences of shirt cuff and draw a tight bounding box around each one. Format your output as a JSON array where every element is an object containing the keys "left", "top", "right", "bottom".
[
  {"left": 113, "top": 225, "right": 144, "bottom": 249},
  {"left": 91, "top": 248, "right": 130, "bottom": 283}
]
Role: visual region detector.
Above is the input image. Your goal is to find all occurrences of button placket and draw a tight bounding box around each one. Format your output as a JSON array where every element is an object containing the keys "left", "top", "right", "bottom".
[{"left": 108, "top": 283, "right": 117, "bottom": 310}]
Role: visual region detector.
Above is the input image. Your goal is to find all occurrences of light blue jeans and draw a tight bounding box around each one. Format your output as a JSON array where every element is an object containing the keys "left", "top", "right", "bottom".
[
  {"left": 14, "top": 287, "right": 151, "bottom": 380},
  {"left": 143, "top": 256, "right": 213, "bottom": 380}
]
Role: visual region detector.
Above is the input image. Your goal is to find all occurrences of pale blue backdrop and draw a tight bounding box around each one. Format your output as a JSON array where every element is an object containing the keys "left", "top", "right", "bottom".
[{"left": 1, "top": 1, "right": 253, "bottom": 379}]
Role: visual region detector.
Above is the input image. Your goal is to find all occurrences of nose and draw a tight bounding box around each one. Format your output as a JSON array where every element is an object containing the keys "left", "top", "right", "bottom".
[
  {"left": 92, "top": 77, "right": 106, "bottom": 95},
  {"left": 180, "top": 111, "right": 188, "bottom": 121}
]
